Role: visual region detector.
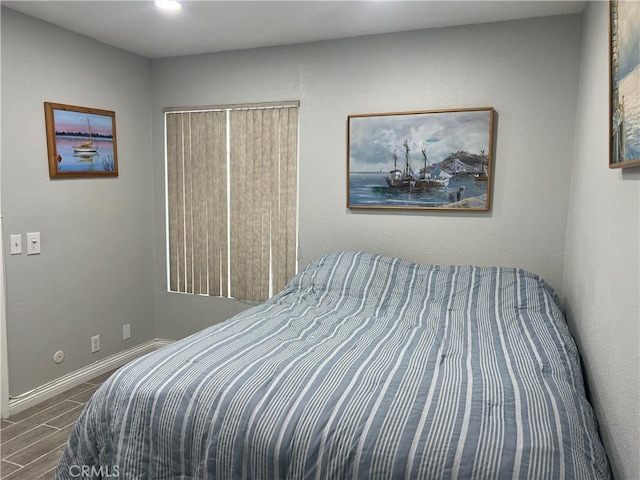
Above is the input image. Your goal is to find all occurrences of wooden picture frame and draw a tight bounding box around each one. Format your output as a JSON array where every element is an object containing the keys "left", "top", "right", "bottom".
[
  {"left": 347, "top": 107, "right": 494, "bottom": 211},
  {"left": 45, "top": 102, "right": 118, "bottom": 178},
  {"left": 609, "top": 0, "right": 640, "bottom": 168}
]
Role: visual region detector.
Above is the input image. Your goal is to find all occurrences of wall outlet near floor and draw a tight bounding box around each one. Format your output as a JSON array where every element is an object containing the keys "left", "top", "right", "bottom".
[
  {"left": 91, "top": 335, "right": 100, "bottom": 353},
  {"left": 123, "top": 324, "right": 131, "bottom": 340}
]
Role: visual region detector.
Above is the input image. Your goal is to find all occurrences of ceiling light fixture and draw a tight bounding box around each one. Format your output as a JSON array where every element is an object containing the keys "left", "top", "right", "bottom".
[{"left": 155, "top": 0, "right": 182, "bottom": 11}]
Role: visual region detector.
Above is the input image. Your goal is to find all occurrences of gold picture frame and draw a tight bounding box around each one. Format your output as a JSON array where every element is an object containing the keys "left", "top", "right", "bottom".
[
  {"left": 347, "top": 107, "right": 494, "bottom": 211},
  {"left": 45, "top": 102, "right": 118, "bottom": 178}
]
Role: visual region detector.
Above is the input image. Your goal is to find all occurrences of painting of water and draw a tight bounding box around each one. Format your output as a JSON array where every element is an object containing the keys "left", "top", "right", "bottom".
[
  {"left": 44, "top": 102, "right": 118, "bottom": 178},
  {"left": 347, "top": 107, "right": 494, "bottom": 210}
]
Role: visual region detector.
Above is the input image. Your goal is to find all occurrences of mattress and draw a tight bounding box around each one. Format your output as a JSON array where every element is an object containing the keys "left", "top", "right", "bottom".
[{"left": 55, "top": 251, "right": 610, "bottom": 479}]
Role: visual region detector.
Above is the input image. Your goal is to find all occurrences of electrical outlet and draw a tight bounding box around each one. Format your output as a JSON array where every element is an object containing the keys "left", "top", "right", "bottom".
[
  {"left": 123, "top": 324, "right": 131, "bottom": 340},
  {"left": 91, "top": 335, "right": 100, "bottom": 353},
  {"left": 26, "top": 232, "right": 41, "bottom": 255}
]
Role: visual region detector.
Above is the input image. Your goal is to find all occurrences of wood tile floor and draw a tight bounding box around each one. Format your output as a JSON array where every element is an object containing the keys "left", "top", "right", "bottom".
[{"left": 0, "top": 370, "right": 116, "bottom": 480}]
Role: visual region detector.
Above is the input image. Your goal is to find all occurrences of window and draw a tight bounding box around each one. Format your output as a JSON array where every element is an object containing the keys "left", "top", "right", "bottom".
[{"left": 165, "top": 101, "right": 299, "bottom": 302}]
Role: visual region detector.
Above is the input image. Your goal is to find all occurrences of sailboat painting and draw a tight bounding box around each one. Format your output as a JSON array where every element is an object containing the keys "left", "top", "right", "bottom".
[
  {"left": 348, "top": 107, "right": 494, "bottom": 211},
  {"left": 45, "top": 102, "right": 118, "bottom": 178}
]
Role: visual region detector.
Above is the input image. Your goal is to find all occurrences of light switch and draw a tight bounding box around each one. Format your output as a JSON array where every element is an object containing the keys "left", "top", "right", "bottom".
[
  {"left": 26, "top": 232, "right": 41, "bottom": 255},
  {"left": 10, "top": 235, "right": 22, "bottom": 255}
]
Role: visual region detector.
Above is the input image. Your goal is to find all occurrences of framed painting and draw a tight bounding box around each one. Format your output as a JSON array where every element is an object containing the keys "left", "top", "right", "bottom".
[
  {"left": 45, "top": 102, "right": 118, "bottom": 178},
  {"left": 347, "top": 107, "right": 494, "bottom": 211},
  {"left": 609, "top": 0, "right": 640, "bottom": 168}
]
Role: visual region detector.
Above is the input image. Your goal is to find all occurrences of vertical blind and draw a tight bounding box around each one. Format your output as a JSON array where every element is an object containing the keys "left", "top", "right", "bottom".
[{"left": 166, "top": 101, "right": 298, "bottom": 303}]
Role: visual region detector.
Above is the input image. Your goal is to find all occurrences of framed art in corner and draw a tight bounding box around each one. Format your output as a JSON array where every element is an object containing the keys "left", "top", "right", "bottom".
[
  {"left": 44, "top": 102, "right": 118, "bottom": 178},
  {"left": 609, "top": 0, "right": 640, "bottom": 168},
  {"left": 347, "top": 107, "right": 494, "bottom": 211}
]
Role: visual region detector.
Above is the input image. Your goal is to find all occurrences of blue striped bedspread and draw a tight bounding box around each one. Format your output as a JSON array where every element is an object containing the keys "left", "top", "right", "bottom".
[{"left": 55, "top": 251, "right": 610, "bottom": 479}]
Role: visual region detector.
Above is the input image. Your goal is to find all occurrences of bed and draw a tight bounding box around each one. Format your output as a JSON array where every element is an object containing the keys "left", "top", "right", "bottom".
[{"left": 55, "top": 251, "right": 610, "bottom": 479}]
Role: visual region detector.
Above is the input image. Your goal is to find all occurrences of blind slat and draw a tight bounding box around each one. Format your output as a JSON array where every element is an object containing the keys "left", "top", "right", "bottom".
[
  {"left": 285, "top": 108, "right": 299, "bottom": 284},
  {"left": 183, "top": 114, "right": 193, "bottom": 293},
  {"left": 192, "top": 113, "right": 205, "bottom": 294},
  {"left": 205, "top": 111, "right": 228, "bottom": 297},
  {"left": 167, "top": 113, "right": 180, "bottom": 292}
]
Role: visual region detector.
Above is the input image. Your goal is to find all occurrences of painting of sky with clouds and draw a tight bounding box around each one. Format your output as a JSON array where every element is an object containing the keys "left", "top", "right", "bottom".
[{"left": 349, "top": 109, "right": 491, "bottom": 172}]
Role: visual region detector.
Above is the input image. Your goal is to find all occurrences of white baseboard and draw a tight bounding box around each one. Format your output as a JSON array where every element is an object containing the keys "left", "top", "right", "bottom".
[{"left": 7, "top": 338, "right": 174, "bottom": 417}]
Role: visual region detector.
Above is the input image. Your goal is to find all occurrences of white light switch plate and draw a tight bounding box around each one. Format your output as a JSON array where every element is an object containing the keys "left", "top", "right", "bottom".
[
  {"left": 10, "top": 235, "right": 22, "bottom": 255},
  {"left": 26, "top": 232, "right": 41, "bottom": 255}
]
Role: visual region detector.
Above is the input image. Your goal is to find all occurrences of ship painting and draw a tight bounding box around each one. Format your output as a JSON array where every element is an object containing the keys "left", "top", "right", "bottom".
[
  {"left": 347, "top": 107, "right": 494, "bottom": 210},
  {"left": 385, "top": 140, "right": 450, "bottom": 190}
]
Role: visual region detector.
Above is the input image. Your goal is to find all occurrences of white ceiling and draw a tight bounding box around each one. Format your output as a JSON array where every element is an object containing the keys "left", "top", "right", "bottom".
[{"left": 2, "top": 1, "right": 586, "bottom": 59}]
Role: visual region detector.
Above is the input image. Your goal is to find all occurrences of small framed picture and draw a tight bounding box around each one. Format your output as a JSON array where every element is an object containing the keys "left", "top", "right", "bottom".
[
  {"left": 348, "top": 107, "right": 494, "bottom": 210},
  {"left": 44, "top": 102, "right": 118, "bottom": 178}
]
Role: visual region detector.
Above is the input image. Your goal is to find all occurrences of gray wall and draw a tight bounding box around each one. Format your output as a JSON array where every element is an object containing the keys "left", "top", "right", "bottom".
[
  {"left": 563, "top": 2, "right": 640, "bottom": 478},
  {"left": 151, "top": 14, "right": 583, "bottom": 339},
  {"left": 1, "top": 8, "right": 156, "bottom": 395}
]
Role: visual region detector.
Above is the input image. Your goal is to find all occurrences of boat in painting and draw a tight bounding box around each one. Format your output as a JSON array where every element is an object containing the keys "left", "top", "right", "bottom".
[
  {"left": 474, "top": 150, "right": 489, "bottom": 181},
  {"left": 385, "top": 141, "right": 450, "bottom": 191},
  {"left": 73, "top": 117, "right": 98, "bottom": 154},
  {"left": 474, "top": 167, "right": 489, "bottom": 181}
]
